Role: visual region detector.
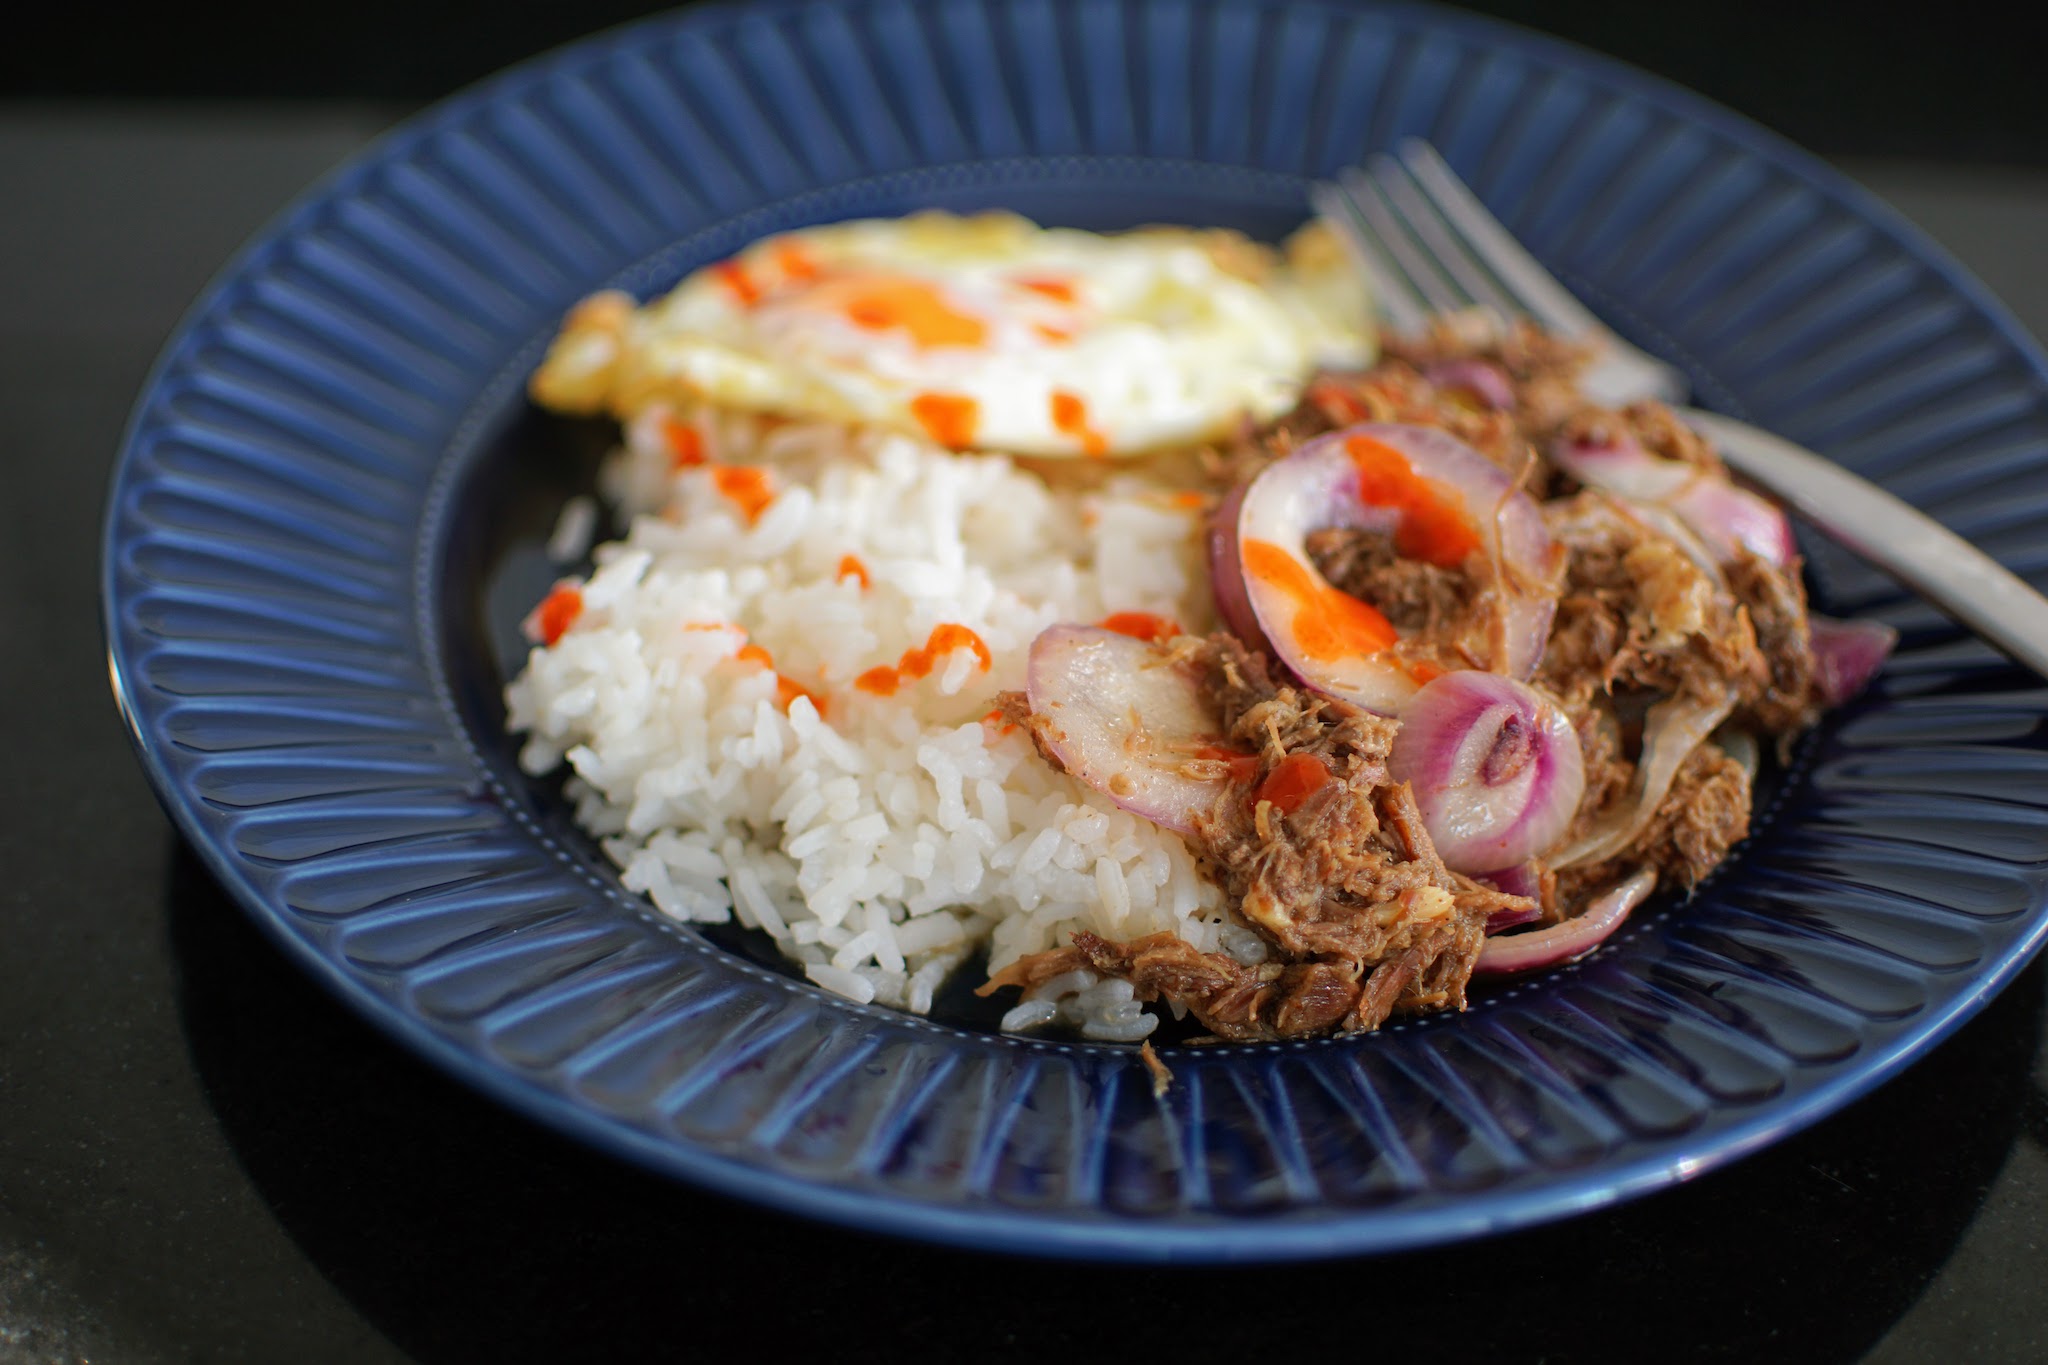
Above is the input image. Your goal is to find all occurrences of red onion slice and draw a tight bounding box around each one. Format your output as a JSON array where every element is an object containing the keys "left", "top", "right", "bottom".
[
  {"left": 1423, "top": 359, "right": 1516, "bottom": 410},
  {"left": 1479, "top": 869, "right": 1543, "bottom": 934},
  {"left": 1485, "top": 903, "right": 1543, "bottom": 934},
  {"left": 1666, "top": 477, "right": 1797, "bottom": 568},
  {"left": 1232, "top": 423, "right": 1559, "bottom": 713},
  {"left": 1474, "top": 867, "right": 1658, "bottom": 975},
  {"left": 1207, "top": 482, "right": 1269, "bottom": 651},
  {"left": 1552, "top": 430, "right": 1795, "bottom": 569},
  {"left": 1551, "top": 430, "right": 1694, "bottom": 501},
  {"left": 1718, "top": 728, "right": 1760, "bottom": 782},
  {"left": 1388, "top": 671, "right": 1584, "bottom": 874},
  {"left": 1624, "top": 499, "right": 1728, "bottom": 585},
  {"left": 1478, "top": 860, "right": 1542, "bottom": 903},
  {"left": 1023, "top": 625, "right": 1239, "bottom": 834},
  {"left": 1809, "top": 613, "right": 1897, "bottom": 705}
]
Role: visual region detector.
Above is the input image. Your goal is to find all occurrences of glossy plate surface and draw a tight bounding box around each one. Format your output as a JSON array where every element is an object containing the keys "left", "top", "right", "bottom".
[{"left": 103, "top": 0, "right": 2048, "bottom": 1261}]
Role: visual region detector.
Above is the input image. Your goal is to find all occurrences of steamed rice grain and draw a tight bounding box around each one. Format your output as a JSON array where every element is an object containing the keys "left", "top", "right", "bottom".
[{"left": 506, "top": 409, "right": 1228, "bottom": 1026}]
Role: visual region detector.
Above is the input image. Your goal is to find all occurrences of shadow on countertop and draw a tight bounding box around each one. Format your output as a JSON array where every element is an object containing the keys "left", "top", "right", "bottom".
[{"left": 167, "top": 840, "right": 2044, "bottom": 1365}]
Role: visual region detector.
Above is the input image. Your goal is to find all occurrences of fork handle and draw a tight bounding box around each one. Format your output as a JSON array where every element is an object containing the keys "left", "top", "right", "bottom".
[{"left": 1682, "top": 409, "right": 2048, "bottom": 679}]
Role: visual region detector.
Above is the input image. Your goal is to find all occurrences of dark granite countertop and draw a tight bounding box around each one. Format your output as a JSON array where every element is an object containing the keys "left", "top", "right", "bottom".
[{"left": 4, "top": 103, "right": 2047, "bottom": 1363}]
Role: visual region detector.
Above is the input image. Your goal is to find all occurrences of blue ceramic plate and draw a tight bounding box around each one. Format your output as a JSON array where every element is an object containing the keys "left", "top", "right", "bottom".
[{"left": 104, "top": 0, "right": 2048, "bottom": 1261}]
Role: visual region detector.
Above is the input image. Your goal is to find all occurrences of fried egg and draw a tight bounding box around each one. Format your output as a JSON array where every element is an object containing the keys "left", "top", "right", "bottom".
[{"left": 531, "top": 211, "right": 1372, "bottom": 459}]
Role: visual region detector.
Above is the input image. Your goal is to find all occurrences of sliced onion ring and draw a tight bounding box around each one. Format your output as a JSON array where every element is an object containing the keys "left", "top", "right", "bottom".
[
  {"left": 1551, "top": 429, "right": 1693, "bottom": 501},
  {"left": 1552, "top": 429, "right": 1795, "bottom": 568},
  {"left": 1809, "top": 613, "right": 1897, "bottom": 705},
  {"left": 1474, "top": 867, "right": 1659, "bottom": 975},
  {"left": 1233, "top": 423, "right": 1559, "bottom": 713},
  {"left": 1388, "top": 671, "right": 1584, "bottom": 874},
  {"left": 1612, "top": 497, "right": 1726, "bottom": 585},
  {"left": 1423, "top": 359, "right": 1516, "bottom": 410},
  {"left": 1476, "top": 863, "right": 1544, "bottom": 935},
  {"left": 1207, "top": 481, "right": 1268, "bottom": 651},
  {"left": 1716, "top": 728, "right": 1760, "bottom": 783},
  {"left": 1023, "top": 625, "right": 1237, "bottom": 834},
  {"left": 1667, "top": 476, "right": 1797, "bottom": 567},
  {"left": 1478, "top": 860, "right": 1542, "bottom": 904}
]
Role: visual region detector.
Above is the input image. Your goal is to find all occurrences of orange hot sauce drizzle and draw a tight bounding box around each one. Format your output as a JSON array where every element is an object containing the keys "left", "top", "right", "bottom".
[
  {"left": 771, "top": 240, "right": 820, "bottom": 284},
  {"left": 1098, "top": 611, "right": 1183, "bottom": 645},
  {"left": 530, "top": 584, "right": 583, "bottom": 646},
  {"left": 711, "top": 259, "right": 761, "bottom": 306},
  {"left": 776, "top": 676, "right": 826, "bottom": 716},
  {"left": 1344, "top": 434, "right": 1481, "bottom": 568},
  {"left": 910, "top": 393, "right": 980, "bottom": 450},
  {"left": 661, "top": 416, "right": 705, "bottom": 468},
  {"left": 836, "top": 554, "right": 872, "bottom": 588},
  {"left": 731, "top": 640, "right": 824, "bottom": 716},
  {"left": 1014, "top": 276, "right": 1078, "bottom": 303},
  {"left": 1190, "top": 743, "right": 1261, "bottom": 784},
  {"left": 1240, "top": 539, "right": 1397, "bottom": 661},
  {"left": 805, "top": 276, "right": 987, "bottom": 348},
  {"left": 855, "top": 624, "right": 994, "bottom": 697},
  {"left": 1255, "top": 752, "right": 1331, "bottom": 814},
  {"left": 1308, "top": 377, "right": 1370, "bottom": 424},
  {"left": 709, "top": 466, "right": 776, "bottom": 524},
  {"left": 854, "top": 666, "right": 901, "bottom": 696},
  {"left": 1050, "top": 390, "right": 1108, "bottom": 458},
  {"left": 980, "top": 707, "right": 1019, "bottom": 737}
]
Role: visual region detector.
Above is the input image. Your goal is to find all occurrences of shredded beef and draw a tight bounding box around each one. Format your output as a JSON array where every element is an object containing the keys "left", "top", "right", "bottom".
[
  {"left": 984, "top": 922, "right": 1485, "bottom": 1042},
  {"left": 1139, "top": 1039, "right": 1173, "bottom": 1096},
  {"left": 1303, "top": 524, "right": 1545, "bottom": 679},
  {"left": 1726, "top": 552, "right": 1823, "bottom": 733},
  {"left": 1381, "top": 315, "right": 1596, "bottom": 448},
  {"left": 1537, "top": 493, "right": 1768, "bottom": 708},
  {"left": 984, "top": 634, "right": 1529, "bottom": 1039},
  {"left": 1555, "top": 402, "right": 1729, "bottom": 483},
  {"left": 989, "top": 316, "right": 1845, "bottom": 1041},
  {"left": 1209, "top": 321, "right": 1570, "bottom": 492},
  {"left": 1306, "top": 527, "right": 1470, "bottom": 634},
  {"left": 1556, "top": 743, "right": 1751, "bottom": 904}
]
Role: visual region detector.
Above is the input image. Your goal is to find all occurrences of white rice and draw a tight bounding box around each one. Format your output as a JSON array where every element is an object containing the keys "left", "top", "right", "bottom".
[
  {"left": 505, "top": 405, "right": 1233, "bottom": 1034},
  {"left": 544, "top": 494, "right": 600, "bottom": 565}
]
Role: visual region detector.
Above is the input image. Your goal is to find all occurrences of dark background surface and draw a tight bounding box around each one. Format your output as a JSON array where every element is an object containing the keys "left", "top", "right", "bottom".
[
  {"left": 11, "top": 1, "right": 2048, "bottom": 166},
  {"left": 7, "top": 2, "right": 2048, "bottom": 1361}
]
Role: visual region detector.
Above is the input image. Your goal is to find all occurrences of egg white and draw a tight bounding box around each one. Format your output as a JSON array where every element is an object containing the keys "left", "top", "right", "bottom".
[{"left": 531, "top": 211, "right": 1374, "bottom": 459}]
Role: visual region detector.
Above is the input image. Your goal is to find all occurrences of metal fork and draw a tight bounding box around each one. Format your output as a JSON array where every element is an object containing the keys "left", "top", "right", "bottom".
[{"left": 1314, "top": 139, "right": 2048, "bottom": 681}]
